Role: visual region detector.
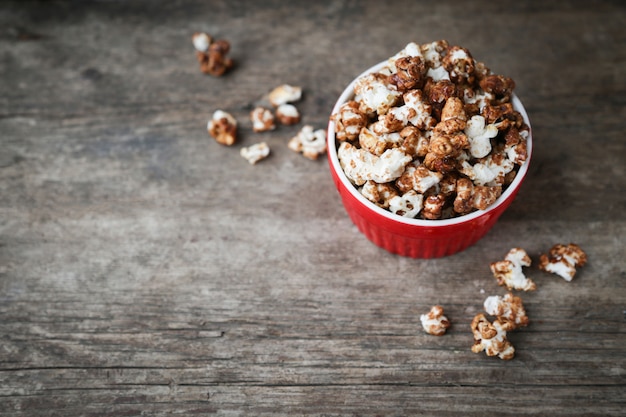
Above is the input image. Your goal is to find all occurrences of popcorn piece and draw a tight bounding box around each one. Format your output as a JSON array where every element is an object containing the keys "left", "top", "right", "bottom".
[
  {"left": 354, "top": 73, "right": 402, "bottom": 116},
  {"left": 471, "top": 313, "right": 515, "bottom": 360},
  {"left": 207, "top": 110, "right": 237, "bottom": 146},
  {"left": 538, "top": 243, "right": 588, "bottom": 281},
  {"left": 435, "top": 97, "right": 467, "bottom": 134},
  {"left": 192, "top": 32, "right": 212, "bottom": 52},
  {"left": 398, "top": 126, "right": 430, "bottom": 157},
  {"left": 504, "top": 127, "right": 528, "bottom": 166},
  {"left": 395, "top": 162, "right": 443, "bottom": 194},
  {"left": 442, "top": 45, "right": 475, "bottom": 84},
  {"left": 288, "top": 125, "right": 327, "bottom": 160},
  {"left": 360, "top": 181, "right": 398, "bottom": 209},
  {"left": 387, "top": 42, "right": 423, "bottom": 73},
  {"left": 459, "top": 146, "right": 515, "bottom": 186},
  {"left": 197, "top": 39, "right": 234, "bottom": 76},
  {"left": 479, "top": 74, "right": 515, "bottom": 102},
  {"left": 420, "top": 40, "right": 449, "bottom": 69},
  {"left": 422, "top": 194, "right": 446, "bottom": 220},
  {"left": 490, "top": 248, "right": 536, "bottom": 291},
  {"left": 386, "top": 89, "right": 435, "bottom": 131},
  {"left": 465, "top": 115, "right": 498, "bottom": 159},
  {"left": 269, "top": 84, "right": 302, "bottom": 107},
  {"left": 420, "top": 305, "right": 451, "bottom": 336},
  {"left": 275, "top": 103, "right": 301, "bottom": 125},
  {"left": 333, "top": 101, "right": 368, "bottom": 142},
  {"left": 240, "top": 142, "right": 270, "bottom": 165},
  {"left": 338, "top": 142, "right": 412, "bottom": 185},
  {"left": 250, "top": 107, "right": 276, "bottom": 132},
  {"left": 483, "top": 292, "right": 529, "bottom": 329},
  {"left": 388, "top": 56, "right": 427, "bottom": 92},
  {"left": 389, "top": 190, "right": 423, "bottom": 218}
]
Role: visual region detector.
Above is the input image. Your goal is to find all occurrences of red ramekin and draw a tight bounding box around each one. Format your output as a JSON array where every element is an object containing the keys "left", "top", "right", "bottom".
[{"left": 327, "top": 61, "right": 533, "bottom": 258}]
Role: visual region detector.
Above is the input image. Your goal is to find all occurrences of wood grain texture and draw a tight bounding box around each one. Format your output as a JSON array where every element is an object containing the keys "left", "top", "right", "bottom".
[{"left": 0, "top": 0, "right": 625, "bottom": 415}]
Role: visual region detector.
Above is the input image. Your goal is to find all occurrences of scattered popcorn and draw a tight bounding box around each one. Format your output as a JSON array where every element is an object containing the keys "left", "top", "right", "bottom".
[
  {"left": 483, "top": 292, "right": 529, "bottom": 329},
  {"left": 538, "top": 243, "right": 587, "bottom": 281},
  {"left": 240, "top": 142, "right": 270, "bottom": 165},
  {"left": 471, "top": 313, "right": 515, "bottom": 360},
  {"left": 331, "top": 41, "right": 530, "bottom": 220},
  {"left": 288, "top": 125, "right": 327, "bottom": 160},
  {"left": 250, "top": 107, "right": 276, "bottom": 132},
  {"left": 275, "top": 103, "right": 301, "bottom": 125},
  {"left": 268, "top": 84, "right": 302, "bottom": 107},
  {"left": 192, "top": 32, "right": 212, "bottom": 52},
  {"left": 420, "top": 305, "right": 451, "bottom": 336},
  {"left": 207, "top": 110, "right": 237, "bottom": 146},
  {"left": 490, "top": 248, "right": 536, "bottom": 291},
  {"left": 194, "top": 35, "right": 234, "bottom": 76}
]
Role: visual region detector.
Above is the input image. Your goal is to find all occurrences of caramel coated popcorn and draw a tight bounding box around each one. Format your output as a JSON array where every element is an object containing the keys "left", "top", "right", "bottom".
[
  {"left": 207, "top": 110, "right": 237, "bottom": 146},
  {"left": 288, "top": 125, "right": 327, "bottom": 160},
  {"left": 331, "top": 41, "right": 530, "bottom": 220},
  {"left": 471, "top": 313, "right": 516, "bottom": 360},
  {"left": 490, "top": 247, "right": 536, "bottom": 291},
  {"left": 420, "top": 305, "right": 451, "bottom": 336},
  {"left": 539, "top": 243, "right": 587, "bottom": 281},
  {"left": 193, "top": 32, "right": 234, "bottom": 76},
  {"left": 483, "top": 292, "right": 529, "bottom": 329}
]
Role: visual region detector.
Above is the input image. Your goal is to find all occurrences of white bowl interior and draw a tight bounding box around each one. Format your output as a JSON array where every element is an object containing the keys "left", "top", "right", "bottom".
[{"left": 328, "top": 61, "right": 532, "bottom": 227}]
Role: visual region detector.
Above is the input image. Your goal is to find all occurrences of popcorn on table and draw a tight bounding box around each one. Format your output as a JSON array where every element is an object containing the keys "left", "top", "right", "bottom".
[
  {"left": 331, "top": 40, "right": 529, "bottom": 220},
  {"left": 420, "top": 305, "right": 451, "bottom": 336},
  {"left": 269, "top": 84, "right": 302, "bottom": 107},
  {"left": 240, "top": 142, "right": 270, "bottom": 165},
  {"left": 471, "top": 313, "right": 516, "bottom": 360},
  {"left": 483, "top": 292, "right": 529, "bottom": 329},
  {"left": 207, "top": 110, "right": 237, "bottom": 146},
  {"left": 539, "top": 243, "right": 587, "bottom": 281},
  {"left": 288, "top": 125, "right": 327, "bottom": 160},
  {"left": 193, "top": 32, "right": 233, "bottom": 76},
  {"left": 250, "top": 107, "right": 276, "bottom": 132},
  {"left": 490, "top": 247, "right": 536, "bottom": 291}
]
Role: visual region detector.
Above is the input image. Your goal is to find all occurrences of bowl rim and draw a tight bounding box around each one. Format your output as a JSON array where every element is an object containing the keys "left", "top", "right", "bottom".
[{"left": 327, "top": 60, "right": 533, "bottom": 228}]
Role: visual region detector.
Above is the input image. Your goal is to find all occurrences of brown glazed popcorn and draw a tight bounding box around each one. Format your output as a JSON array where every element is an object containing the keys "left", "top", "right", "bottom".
[
  {"left": 471, "top": 313, "right": 515, "bottom": 360},
  {"left": 420, "top": 305, "right": 451, "bottom": 336},
  {"left": 483, "top": 292, "right": 529, "bottom": 329},
  {"left": 250, "top": 107, "right": 276, "bottom": 132},
  {"left": 193, "top": 32, "right": 234, "bottom": 76},
  {"left": 538, "top": 243, "right": 587, "bottom": 281},
  {"left": 207, "top": 110, "right": 237, "bottom": 146},
  {"left": 331, "top": 41, "right": 530, "bottom": 220},
  {"left": 490, "top": 247, "right": 536, "bottom": 291}
]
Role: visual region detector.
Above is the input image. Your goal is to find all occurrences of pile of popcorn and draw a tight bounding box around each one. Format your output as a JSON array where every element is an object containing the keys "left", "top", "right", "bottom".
[{"left": 332, "top": 40, "right": 530, "bottom": 220}]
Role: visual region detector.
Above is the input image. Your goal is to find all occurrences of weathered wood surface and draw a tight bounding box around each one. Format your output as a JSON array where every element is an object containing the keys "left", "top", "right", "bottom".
[{"left": 0, "top": 0, "right": 624, "bottom": 415}]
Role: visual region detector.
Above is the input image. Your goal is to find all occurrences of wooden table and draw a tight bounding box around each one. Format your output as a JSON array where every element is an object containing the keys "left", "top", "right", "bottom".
[{"left": 1, "top": 1, "right": 624, "bottom": 415}]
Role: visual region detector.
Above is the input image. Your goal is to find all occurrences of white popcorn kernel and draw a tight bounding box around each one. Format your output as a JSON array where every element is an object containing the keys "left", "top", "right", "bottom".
[
  {"left": 389, "top": 190, "right": 423, "bottom": 218},
  {"left": 192, "top": 32, "right": 212, "bottom": 52},
  {"left": 338, "top": 142, "right": 412, "bottom": 185},
  {"left": 465, "top": 115, "right": 498, "bottom": 159},
  {"left": 240, "top": 142, "right": 270, "bottom": 165},
  {"left": 387, "top": 90, "right": 434, "bottom": 130},
  {"left": 268, "top": 84, "right": 302, "bottom": 107},
  {"left": 420, "top": 305, "right": 451, "bottom": 336},
  {"left": 288, "top": 125, "right": 326, "bottom": 160},
  {"left": 354, "top": 73, "right": 401, "bottom": 115},
  {"left": 426, "top": 66, "right": 450, "bottom": 81},
  {"left": 360, "top": 181, "right": 399, "bottom": 209},
  {"left": 490, "top": 248, "right": 536, "bottom": 291}
]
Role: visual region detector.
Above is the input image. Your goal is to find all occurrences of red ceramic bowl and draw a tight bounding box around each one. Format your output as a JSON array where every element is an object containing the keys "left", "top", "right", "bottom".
[{"left": 327, "top": 61, "right": 533, "bottom": 258}]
